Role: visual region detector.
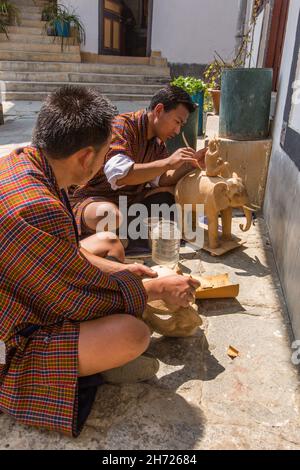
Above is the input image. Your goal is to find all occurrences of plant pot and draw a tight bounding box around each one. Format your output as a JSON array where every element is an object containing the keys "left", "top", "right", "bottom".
[
  {"left": 219, "top": 68, "right": 273, "bottom": 141},
  {"left": 47, "top": 25, "right": 55, "bottom": 36},
  {"left": 55, "top": 19, "right": 70, "bottom": 37},
  {"left": 191, "top": 91, "right": 204, "bottom": 136},
  {"left": 208, "top": 89, "right": 221, "bottom": 115},
  {"left": 166, "top": 104, "right": 199, "bottom": 155}
]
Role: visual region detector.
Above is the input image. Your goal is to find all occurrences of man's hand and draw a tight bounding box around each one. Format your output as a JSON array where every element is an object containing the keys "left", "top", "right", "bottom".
[
  {"left": 194, "top": 147, "right": 208, "bottom": 170},
  {"left": 124, "top": 264, "right": 158, "bottom": 279},
  {"left": 144, "top": 275, "right": 200, "bottom": 307},
  {"left": 166, "top": 148, "right": 199, "bottom": 170}
]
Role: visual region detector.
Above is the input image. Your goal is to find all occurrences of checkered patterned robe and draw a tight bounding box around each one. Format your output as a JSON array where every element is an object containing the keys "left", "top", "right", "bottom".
[
  {"left": 0, "top": 147, "right": 147, "bottom": 436},
  {"left": 70, "top": 109, "right": 169, "bottom": 208}
]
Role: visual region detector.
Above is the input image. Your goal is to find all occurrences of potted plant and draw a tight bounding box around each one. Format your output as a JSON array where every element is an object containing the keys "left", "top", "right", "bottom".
[
  {"left": 203, "top": 58, "right": 223, "bottom": 115},
  {"left": 44, "top": 3, "right": 85, "bottom": 50},
  {"left": 171, "top": 76, "right": 207, "bottom": 136},
  {"left": 0, "top": 0, "right": 20, "bottom": 26},
  {"left": 204, "top": 42, "right": 249, "bottom": 116},
  {"left": 166, "top": 77, "right": 207, "bottom": 156}
]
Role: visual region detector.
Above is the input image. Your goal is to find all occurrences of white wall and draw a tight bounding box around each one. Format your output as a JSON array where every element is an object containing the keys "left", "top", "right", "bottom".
[
  {"left": 244, "top": 0, "right": 272, "bottom": 68},
  {"left": 151, "top": 0, "right": 241, "bottom": 64},
  {"left": 63, "top": 0, "right": 99, "bottom": 53},
  {"left": 264, "top": 0, "right": 300, "bottom": 338},
  {"left": 289, "top": 50, "right": 300, "bottom": 133}
]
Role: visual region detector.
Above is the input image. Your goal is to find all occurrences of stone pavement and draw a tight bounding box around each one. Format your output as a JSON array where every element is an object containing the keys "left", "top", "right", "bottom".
[
  {"left": 0, "top": 100, "right": 150, "bottom": 157},
  {"left": 0, "top": 103, "right": 299, "bottom": 450}
]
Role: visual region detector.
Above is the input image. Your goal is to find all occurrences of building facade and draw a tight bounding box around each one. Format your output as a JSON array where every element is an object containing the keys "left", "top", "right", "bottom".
[
  {"left": 65, "top": 0, "right": 242, "bottom": 76},
  {"left": 262, "top": 0, "right": 300, "bottom": 339}
]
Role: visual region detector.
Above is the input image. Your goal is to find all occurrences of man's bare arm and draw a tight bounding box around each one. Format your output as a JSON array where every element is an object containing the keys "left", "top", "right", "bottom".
[
  {"left": 116, "top": 160, "right": 170, "bottom": 187},
  {"left": 80, "top": 247, "right": 157, "bottom": 278},
  {"left": 159, "top": 147, "right": 207, "bottom": 186},
  {"left": 159, "top": 163, "right": 194, "bottom": 186},
  {"left": 116, "top": 148, "right": 198, "bottom": 187}
]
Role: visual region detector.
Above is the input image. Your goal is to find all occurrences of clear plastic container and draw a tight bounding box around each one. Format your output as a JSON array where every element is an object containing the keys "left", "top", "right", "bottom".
[
  {"left": 151, "top": 221, "right": 181, "bottom": 268},
  {"left": 143, "top": 217, "right": 160, "bottom": 249}
]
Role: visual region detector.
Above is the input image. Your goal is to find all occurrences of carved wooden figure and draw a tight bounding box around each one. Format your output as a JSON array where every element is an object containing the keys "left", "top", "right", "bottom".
[
  {"left": 205, "top": 138, "right": 231, "bottom": 178},
  {"left": 175, "top": 169, "right": 256, "bottom": 251}
]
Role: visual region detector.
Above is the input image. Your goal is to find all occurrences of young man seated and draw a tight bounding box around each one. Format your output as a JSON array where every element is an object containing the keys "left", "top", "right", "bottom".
[
  {"left": 0, "top": 86, "right": 199, "bottom": 436},
  {"left": 70, "top": 85, "right": 207, "bottom": 245}
]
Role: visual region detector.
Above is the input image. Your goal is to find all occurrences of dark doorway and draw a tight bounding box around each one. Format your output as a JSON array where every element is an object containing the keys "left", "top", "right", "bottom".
[{"left": 100, "top": 0, "right": 153, "bottom": 57}]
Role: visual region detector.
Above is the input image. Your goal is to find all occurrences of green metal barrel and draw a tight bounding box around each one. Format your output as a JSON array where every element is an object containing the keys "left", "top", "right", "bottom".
[{"left": 219, "top": 68, "right": 273, "bottom": 141}]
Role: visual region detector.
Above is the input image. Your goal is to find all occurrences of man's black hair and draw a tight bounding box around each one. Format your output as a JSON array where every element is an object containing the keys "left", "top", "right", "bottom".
[
  {"left": 149, "top": 85, "right": 196, "bottom": 114},
  {"left": 32, "top": 85, "right": 117, "bottom": 159}
]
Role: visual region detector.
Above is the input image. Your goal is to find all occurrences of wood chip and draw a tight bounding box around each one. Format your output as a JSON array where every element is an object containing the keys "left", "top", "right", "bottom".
[{"left": 227, "top": 345, "right": 240, "bottom": 359}]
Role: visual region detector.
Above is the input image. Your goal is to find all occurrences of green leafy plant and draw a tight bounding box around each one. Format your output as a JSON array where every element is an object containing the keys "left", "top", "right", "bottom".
[
  {"left": 0, "top": 0, "right": 20, "bottom": 26},
  {"left": 203, "top": 43, "right": 251, "bottom": 91},
  {"left": 171, "top": 76, "right": 207, "bottom": 97},
  {"left": 41, "top": 0, "right": 57, "bottom": 22},
  {"left": 44, "top": 3, "right": 86, "bottom": 50},
  {"left": 204, "top": 2, "right": 261, "bottom": 91}
]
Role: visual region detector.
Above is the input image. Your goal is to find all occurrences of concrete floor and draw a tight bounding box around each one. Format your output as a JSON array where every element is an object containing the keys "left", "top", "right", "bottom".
[
  {"left": 0, "top": 100, "right": 150, "bottom": 157},
  {"left": 0, "top": 102, "right": 299, "bottom": 450}
]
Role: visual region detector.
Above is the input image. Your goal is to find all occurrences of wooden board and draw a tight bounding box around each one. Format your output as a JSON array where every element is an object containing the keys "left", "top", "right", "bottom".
[
  {"left": 201, "top": 230, "right": 246, "bottom": 256},
  {"left": 193, "top": 273, "right": 240, "bottom": 299}
]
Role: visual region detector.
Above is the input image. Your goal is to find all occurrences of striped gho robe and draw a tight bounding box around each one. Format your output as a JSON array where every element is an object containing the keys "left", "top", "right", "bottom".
[
  {"left": 70, "top": 110, "right": 170, "bottom": 235},
  {"left": 0, "top": 147, "right": 147, "bottom": 436}
]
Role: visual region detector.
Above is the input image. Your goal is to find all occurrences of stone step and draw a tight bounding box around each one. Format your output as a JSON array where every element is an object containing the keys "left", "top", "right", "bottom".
[
  {"left": 0, "top": 60, "right": 170, "bottom": 76},
  {"left": 16, "top": 4, "right": 43, "bottom": 11},
  {"left": 0, "top": 33, "right": 75, "bottom": 45},
  {"left": 18, "top": 11, "right": 42, "bottom": 21},
  {"left": 7, "top": 25, "right": 44, "bottom": 35},
  {"left": 0, "top": 51, "right": 81, "bottom": 62},
  {"left": 0, "top": 40, "right": 80, "bottom": 53},
  {"left": 3, "top": 81, "right": 163, "bottom": 95},
  {"left": 12, "top": 0, "right": 47, "bottom": 7},
  {"left": 12, "top": 0, "right": 48, "bottom": 4},
  {"left": 20, "top": 19, "right": 46, "bottom": 28},
  {"left": 3, "top": 91, "right": 153, "bottom": 101},
  {"left": 0, "top": 70, "right": 169, "bottom": 85}
]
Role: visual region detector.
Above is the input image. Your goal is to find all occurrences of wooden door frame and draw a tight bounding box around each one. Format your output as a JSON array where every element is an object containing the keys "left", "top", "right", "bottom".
[
  {"left": 265, "top": 0, "right": 290, "bottom": 91},
  {"left": 98, "top": 0, "right": 153, "bottom": 56}
]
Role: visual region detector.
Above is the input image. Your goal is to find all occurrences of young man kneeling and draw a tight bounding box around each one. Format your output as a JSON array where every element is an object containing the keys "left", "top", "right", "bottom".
[{"left": 0, "top": 86, "right": 199, "bottom": 436}]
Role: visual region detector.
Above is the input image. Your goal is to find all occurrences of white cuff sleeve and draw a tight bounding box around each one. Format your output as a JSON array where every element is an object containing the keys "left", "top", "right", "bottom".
[
  {"left": 104, "top": 154, "right": 135, "bottom": 191},
  {"left": 149, "top": 175, "right": 161, "bottom": 188}
]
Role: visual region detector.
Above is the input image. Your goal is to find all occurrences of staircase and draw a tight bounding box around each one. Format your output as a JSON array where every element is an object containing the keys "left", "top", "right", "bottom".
[{"left": 0, "top": 0, "right": 170, "bottom": 101}]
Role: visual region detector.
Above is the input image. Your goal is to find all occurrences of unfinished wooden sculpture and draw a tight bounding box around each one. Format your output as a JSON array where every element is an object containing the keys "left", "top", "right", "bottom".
[
  {"left": 175, "top": 168, "right": 257, "bottom": 255},
  {"left": 143, "top": 300, "right": 202, "bottom": 338},
  {"left": 205, "top": 138, "right": 231, "bottom": 178},
  {"left": 143, "top": 265, "right": 202, "bottom": 337}
]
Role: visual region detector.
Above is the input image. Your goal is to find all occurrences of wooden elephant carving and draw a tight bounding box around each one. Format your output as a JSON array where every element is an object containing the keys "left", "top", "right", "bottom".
[{"left": 175, "top": 170, "right": 256, "bottom": 250}]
